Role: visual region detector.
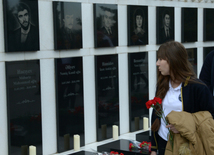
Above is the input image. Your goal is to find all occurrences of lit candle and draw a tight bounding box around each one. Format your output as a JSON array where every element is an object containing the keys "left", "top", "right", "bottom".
[
  {"left": 143, "top": 117, "right": 149, "bottom": 130},
  {"left": 29, "top": 145, "right": 36, "bottom": 155},
  {"left": 73, "top": 134, "right": 80, "bottom": 151},
  {"left": 112, "top": 125, "right": 118, "bottom": 140}
]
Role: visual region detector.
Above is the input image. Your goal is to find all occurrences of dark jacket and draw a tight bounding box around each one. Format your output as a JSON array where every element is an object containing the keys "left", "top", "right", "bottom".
[
  {"left": 151, "top": 78, "right": 214, "bottom": 152},
  {"left": 97, "top": 26, "right": 118, "bottom": 47},
  {"left": 158, "top": 27, "right": 174, "bottom": 44},
  {"left": 9, "top": 24, "right": 39, "bottom": 52},
  {"left": 199, "top": 50, "right": 214, "bottom": 96}
]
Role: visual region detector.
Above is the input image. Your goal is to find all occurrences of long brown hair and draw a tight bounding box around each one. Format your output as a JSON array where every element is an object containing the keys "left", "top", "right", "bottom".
[{"left": 151, "top": 41, "right": 197, "bottom": 131}]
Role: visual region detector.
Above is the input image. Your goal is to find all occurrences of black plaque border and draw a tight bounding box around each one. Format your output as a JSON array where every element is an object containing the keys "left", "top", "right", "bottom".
[
  {"left": 128, "top": 52, "right": 149, "bottom": 132},
  {"left": 54, "top": 58, "right": 60, "bottom": 152},
  {"left": 127, "top": 5, "right": 148, "bottom": 46},
  {"left": 93, "top": 4, "right": 118, "bottom": 48},
  {"left": 203, "top": 8, "right": 214, "bottom": 42},
  {"left": 94, "top": 55, "right": 99, "bottom": 141},
  {"left": 93, "top": 4, "right": 98, "bottom": 48},
  {"left": 181, "top": 8, "right": 198, "bottom": 43},
  {"left": 156, "top": 6, "right": 175, "bottom": 45},
  {"left": 54, "top": 57, "right": 84, "bottom": 153},
  {"left": 94, "top": 54, "right": 120, "bottom": 141},
  {"left": 5, "top": 60, "right": 42, "bottom": 155},
  {"left": 52, "top": 1, "right": 82, "bottom": 50},
  {"left": 3, "top": 0, "right": 40, "bottom": 52}
]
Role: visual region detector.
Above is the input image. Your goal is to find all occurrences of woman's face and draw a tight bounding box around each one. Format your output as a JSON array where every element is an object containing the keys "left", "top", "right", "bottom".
[
  {"left": 156, "top": 58, "right": 170, "bottom": 76},
  {"left": 136, "top": 15, "right": 143, "bottom": 28}
]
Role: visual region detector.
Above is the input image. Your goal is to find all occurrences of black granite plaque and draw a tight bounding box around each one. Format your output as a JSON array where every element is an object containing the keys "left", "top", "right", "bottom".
[
  {"left": 3, "top": 0, "right": 40, "bottom": 52},
  {"left": 127, "top": 5, "right": 148, "bottom": 46},
  {"left": 53, "top": 2, "right": 82, "bottom": 50},
  {"left": 181, "top": 8, "right": 197, "bottom": 43},
  {"left": 203, "top": 47, "right": 214, "bottom": 61},
  {"left": 55, "top": 57, "right": 84, "bottom": 153},
  {"left": 5, "top": 60, "right": 42, "bottom": 155},
  {"left": 128, "top": 52, "right": 149, "bottom": 132},
  {"left": 95, "top": 54, "right": 119, "bottom": 141},
  {"left": 204, "top": 8, "right": 214, "bottom": 41},
  {"left": 156, "top": 7, "right": 175, "bottom": 44},
  {"left": 186, "top": 48, "right": 197, "bottom": 75},
  {"left": 94, "top": 4, "right": 118, "bottom": 48}
]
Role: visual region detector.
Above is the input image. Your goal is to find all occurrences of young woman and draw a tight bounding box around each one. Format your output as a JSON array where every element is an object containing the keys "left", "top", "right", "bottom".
[{"left": 150, "top": 41, "right": 214, "bottom": 155}]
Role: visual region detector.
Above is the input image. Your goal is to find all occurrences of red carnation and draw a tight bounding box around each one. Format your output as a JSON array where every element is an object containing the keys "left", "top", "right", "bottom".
[
  {"left": 154, "top": 97, "right": 162, "bottom": 104},
  {"left": 145, "top": 97, "right": 173, "bottom": 151},
  {"left": 145, "top": 100, "right": 155, "bottom": 109},
  {"left": 145, "top": 97, "right": 162, "bottom": 109},
  {"left": 129, "top": 143, "right": 134, "bottom": 150}
]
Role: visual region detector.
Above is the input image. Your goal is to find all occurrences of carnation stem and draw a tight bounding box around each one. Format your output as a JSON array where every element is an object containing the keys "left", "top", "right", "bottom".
[{"left": 151, "top": 103, "right": 174, "bottom": 151}]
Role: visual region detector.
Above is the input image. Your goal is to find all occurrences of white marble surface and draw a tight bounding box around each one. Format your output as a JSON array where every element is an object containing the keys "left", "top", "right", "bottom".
[
  {"left": 41, "top": 59, "right": 58, "bottom": 155},
  {"left": 53, "top": 129, "right": 150, "bottom": 155}
]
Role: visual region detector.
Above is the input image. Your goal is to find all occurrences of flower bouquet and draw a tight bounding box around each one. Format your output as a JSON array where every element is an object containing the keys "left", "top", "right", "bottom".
[
  {"left": 96, "top": 151, "right": 124, "bottom": 155},
  {"left": 139, "top": 141, "right": 151, "bottom": 151},
  {"left": 145, "top": 97, "right": 174, "bottom": 150},
  {"left": 129, "top": 140, "right": 151, "bottom": 153}
]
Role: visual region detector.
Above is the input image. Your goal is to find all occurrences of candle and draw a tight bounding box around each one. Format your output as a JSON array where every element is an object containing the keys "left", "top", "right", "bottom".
[
  {"left": 112, "top": 125, "right": 118, "bottom": 140},
  {"left": 64, "top": 134, "right": 70, "bottom": 151},
  {"left": 73, "top": 134, "right": 80, "bottom": 151},
  {"left": 134, "top": 117, "right": 139, "bottom": 130},
  {"left": 29, "top": 145, "right": 36, "bottom": 155},
  {"left": 143, "top": 117, "right": 149, "bottom": 130}
]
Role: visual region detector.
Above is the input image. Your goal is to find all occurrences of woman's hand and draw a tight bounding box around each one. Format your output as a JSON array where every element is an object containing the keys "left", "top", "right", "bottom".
[
  {"left": 166, "top": 124, "right": 179, "bottom": 133},
  {"left": 150, "top": 151, "right": 157, "bottom": 155}
]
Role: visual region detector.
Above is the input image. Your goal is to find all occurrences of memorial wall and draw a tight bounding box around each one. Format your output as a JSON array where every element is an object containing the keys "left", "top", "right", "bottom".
[{"left": 0, "top": 0, "right": 214, "bottom": 154}]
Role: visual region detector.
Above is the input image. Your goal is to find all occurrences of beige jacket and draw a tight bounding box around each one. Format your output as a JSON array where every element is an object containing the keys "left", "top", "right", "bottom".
[{"left": 164, "top": 111, "right": 214, "bottom": 155}]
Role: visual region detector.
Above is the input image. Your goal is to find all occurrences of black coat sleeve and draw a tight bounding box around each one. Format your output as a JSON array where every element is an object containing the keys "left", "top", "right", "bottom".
[
  {"left": 199, "top": 50, "right": 214, "bottom": 94},
  {"left": 198, "top": 84, "right": 214, "bottom": 118}
]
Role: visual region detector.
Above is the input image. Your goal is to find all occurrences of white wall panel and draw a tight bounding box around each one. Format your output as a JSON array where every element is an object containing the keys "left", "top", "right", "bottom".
[
  {"left": 40, "top": 59, "right": 57, "bottom": 155},
  {"left": 0, "top": 0, "right": 214, "bottom": 154}
]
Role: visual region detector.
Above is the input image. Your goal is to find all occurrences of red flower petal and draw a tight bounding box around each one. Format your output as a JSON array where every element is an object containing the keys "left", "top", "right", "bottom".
[
  {"left": 145, "top": 100, "right": 155, "bottom": 109},
  {"left": 154, "top": 97, "right": 162, "bottom": 104}
]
